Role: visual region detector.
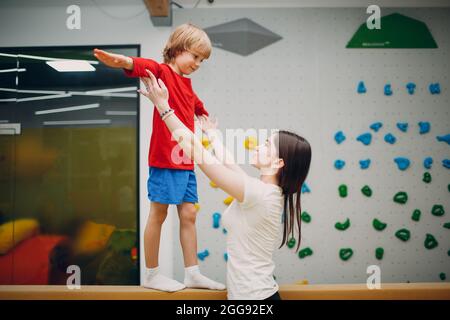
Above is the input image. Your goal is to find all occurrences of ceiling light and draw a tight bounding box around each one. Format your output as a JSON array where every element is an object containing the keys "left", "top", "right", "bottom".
[{"left": 46, "top": 60, "right": 96, "bottom": 72}]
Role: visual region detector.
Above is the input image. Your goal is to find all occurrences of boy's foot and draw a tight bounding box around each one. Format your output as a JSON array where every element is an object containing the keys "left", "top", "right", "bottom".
[
  {"left": 143, "top": 267, "right": 186, "bottom": 292},
  {"left": 184, "top": 265, "right": 226, "bottom": 290}
]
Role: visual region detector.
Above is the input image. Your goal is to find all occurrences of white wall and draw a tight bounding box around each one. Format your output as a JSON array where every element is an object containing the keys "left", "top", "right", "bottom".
[{"left": 173, "top": 7, "right": 450, "bottom": 285}]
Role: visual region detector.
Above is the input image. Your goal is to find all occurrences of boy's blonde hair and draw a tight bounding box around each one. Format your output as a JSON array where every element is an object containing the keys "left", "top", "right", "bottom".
[{"left": 163, "top": 23, "right": 212, "bottom": 63}]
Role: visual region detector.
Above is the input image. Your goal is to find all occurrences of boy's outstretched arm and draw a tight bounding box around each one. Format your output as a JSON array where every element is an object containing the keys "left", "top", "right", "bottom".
[
  {"left": 95, "top": 49, "right": 162, "bottom": 80},
  {"left": 93, "top": 48, "right": 133, "bottom": 70},
  {"left": 139, "top": 70, "right": 245, "bottom": 203}
]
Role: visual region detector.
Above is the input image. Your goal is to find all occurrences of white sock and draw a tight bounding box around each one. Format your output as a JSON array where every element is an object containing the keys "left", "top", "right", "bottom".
[
  {"left": 143, "top": 266, "right": 186, "bottom": 292},
  {"left": 184, "top": 265, "right": 226, "bottom": 290}
]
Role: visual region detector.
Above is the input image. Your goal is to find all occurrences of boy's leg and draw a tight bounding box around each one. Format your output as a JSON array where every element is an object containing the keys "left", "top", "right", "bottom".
[
  {"left": 177, "top": 202, "right": 198, "bottom": 267},
  {"left": 143, "top": 201, "right": 185, "bottom": 292},
  {"left": 144, "top": 201, "right": 169, "bottom": 268},
  {"left": 178, "top": 201, "right": 225, "bottom": 290}
]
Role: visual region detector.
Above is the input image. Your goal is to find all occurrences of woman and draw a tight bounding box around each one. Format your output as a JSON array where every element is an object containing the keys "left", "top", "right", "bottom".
[{"left": 139, "top": 70, "right": 312, "bottom": 300}]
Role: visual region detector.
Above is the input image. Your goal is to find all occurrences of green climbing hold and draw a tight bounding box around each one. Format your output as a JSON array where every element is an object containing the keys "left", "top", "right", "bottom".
[
  {"left": 339, "top": 184, "right": 348, "bottom": 198},
  {"left": 395, "top": 228, "right": 411, "bottom": 242},
  {"left": 444, "top": 222, "right": 450, "bottom": 229},
  {"left": 439, "top": 273, "right": 446, "bottom": 281},
  {"left": 424, "top": 233, "right": 438, "bottom": 249},
  {"left": 423, "top": 172, "right": 432, "bottom": 183},
  {"left": 393, "top": 191, "right": 408, "bottom": 204},
  {"left": 448, "top": 250, "right": 450, "bottom": 257},
  {"left": 373, "top": 218, "right": 387, "bottom": 231},
  {"left": 287, "top": 237, "right": 296, "bottom": 249},
  {"left": 335, "top": 218, "right": 350, "bottom": 231},
  {"left": 339, "top": 248, "right": 353, "bottom": 261},
  {"left": 301, "top": 211, "right": 311, "bottom": 223},
  {"left": 375, "top": 247, "right": 384, "bottom": 260},
  {"left": 431, "top": 204, "right": 445, "bottom": 217},
  {"left": 412, "top": 209, "right": 421, "bottom": 222},
  {"left": 361, "top": 185, "right": 372, "bottom": 197},
  {"left": 448, "top": 184, "right": 450, "bottom": 192},
  {"left": 298, "top": 247, "right": 313, "bottom": 259}
]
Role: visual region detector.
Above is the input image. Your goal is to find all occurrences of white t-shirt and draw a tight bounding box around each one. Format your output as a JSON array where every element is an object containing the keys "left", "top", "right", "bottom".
[{"left": 222, "top": 174, "right": 284, "bottom": 300}]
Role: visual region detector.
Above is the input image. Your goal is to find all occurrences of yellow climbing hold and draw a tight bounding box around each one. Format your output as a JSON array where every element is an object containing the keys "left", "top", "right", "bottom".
[
  {"left": 223, "top": 196, "right": 234, "bottom": 205},
  {"left": 210, "top": 181, "right": 218, "bottom": 188},
  {"left": 244, "top": 136, "right": 257, "bottom": 150},
  {"left": 202, "top": 137, "right": 211, "bottom": 148},
  {"left": 194, "top": 203, "right": 200, "bottom": 211},
  {"left": 296, "top": 279, "right": 309, "bottom": 285}
]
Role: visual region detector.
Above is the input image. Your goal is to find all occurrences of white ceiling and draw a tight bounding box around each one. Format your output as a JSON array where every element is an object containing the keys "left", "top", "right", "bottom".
[{"left": 175, "top": 0, "right": 450, "bottom": 8}]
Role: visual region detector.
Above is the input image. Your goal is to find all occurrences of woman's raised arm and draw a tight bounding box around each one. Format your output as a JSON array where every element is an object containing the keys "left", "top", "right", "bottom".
[
  {"left": 200, "top": 118, "right": 246, "bottom": 176},
  {"left": 139, "top": 70, "right": 246, "bottom": 202}
]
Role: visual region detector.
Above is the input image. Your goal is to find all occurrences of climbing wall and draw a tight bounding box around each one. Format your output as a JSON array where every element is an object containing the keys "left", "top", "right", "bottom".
[{"left": 171, "top": 7, "right": 450, "bottom": 285}]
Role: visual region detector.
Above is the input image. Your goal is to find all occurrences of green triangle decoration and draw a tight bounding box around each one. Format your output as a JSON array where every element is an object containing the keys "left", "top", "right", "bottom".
[{"left": 346, "top": 13, "right": 438, "bottom": 48}]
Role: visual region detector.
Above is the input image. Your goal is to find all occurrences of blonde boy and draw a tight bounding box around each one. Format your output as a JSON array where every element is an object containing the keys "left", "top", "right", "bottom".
[{"left": 94, "top": 24, "right": 224, "bottom": 292}]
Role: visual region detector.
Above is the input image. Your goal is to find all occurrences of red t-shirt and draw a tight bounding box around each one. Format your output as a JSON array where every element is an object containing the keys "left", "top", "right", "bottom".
[{"left": 124, "top": 57, "right": 209, "bottom": 170}]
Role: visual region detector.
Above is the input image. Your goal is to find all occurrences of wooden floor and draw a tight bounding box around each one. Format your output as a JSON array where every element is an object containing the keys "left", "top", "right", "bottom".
[{"left": 1, "top": 283, "right": 449, "bottom": 300}]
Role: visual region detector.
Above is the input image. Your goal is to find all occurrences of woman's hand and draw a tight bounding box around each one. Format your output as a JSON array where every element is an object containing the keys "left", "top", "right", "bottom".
[
  {"left": 197, "top": 114, "right": 209, "bottom": 124},
  {"left": 200, "top": 116, "right": 219, "bottom": 133},
  {"left": 139, "top": 70, "right": 170, "bottom": 111}
]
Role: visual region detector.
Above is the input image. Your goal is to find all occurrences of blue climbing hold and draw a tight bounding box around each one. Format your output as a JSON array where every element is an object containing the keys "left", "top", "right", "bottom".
[
  {"left": 197, "top": 249, "right": 210, "bottom": 261},
  {"left": 370, "top": 122, "right": 383, "bottom": 132},
  {"left": 394, "top": 157, "right": 411, "bottom": 171},
  {"left": 222, "top": 228, "right": 227, "bottom": 234},
  {"left": 419, "top": 121, "right": 431, "bottom": 134},
  {"left": 357, "top": 133, "right": 372, "bottom": 146},
  {"left": 384, "top": 133, "right": 397, "bottom": 144},
  {"left": 334, "top": 160, "right": 346, "bottom": 170},
  {"left": 437, "top": 134, "right": 450, "bottom": 145},
  {"left": 301, "top": 182, "right": 311, "bottom": 194},
  {"left": 357, "top": 81, "right": 366, "bottom": 94},
  {"left": 224, "top": 253, "right": 228, "bottom": 262},
  {"left": 443, "top": 159, "right": 450, "bottom": 169},
  {"left": 424, "top": 157, "right": 433, "bottom": 170},
  {"left": 384, "top": 84, "right": 393, "bottom": 96},
  {"left": 334, "top": 131, "right": 346, "bottom": 144},
  {"left": 429, "top": 83, "right": 441, "bottom": 94},
  {"left": 397, "top": 122, "right": 408, "bottom": 132},
  {"left": 359, "top": 159, "right": 371, "bottom": 170},
  {"left": 212, "top": 212, "right": 221, "bottom": 229},
  {"left": 406, "top": 82, "right": 416, "bottom": 95}
]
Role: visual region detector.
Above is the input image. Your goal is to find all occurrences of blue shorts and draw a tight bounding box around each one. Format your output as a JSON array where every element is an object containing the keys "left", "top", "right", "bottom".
[{"left": 147, "top": 167, "right": 198, "bottom": 205}]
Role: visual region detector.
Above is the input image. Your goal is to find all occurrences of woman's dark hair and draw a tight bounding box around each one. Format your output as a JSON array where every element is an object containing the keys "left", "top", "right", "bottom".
[{"left": 275, "top": 130, "right": 312, "bottom": 252}]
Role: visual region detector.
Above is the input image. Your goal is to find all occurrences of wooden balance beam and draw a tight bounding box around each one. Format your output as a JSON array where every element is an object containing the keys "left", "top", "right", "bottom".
[{"left": 1, "top": 283, "right": 449, "bottom": 300}]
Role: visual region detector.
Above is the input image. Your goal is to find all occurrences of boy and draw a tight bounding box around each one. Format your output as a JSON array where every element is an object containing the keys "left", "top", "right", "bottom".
[{"left": 94, "top": 23, "right": 224, "bottom": 292}]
